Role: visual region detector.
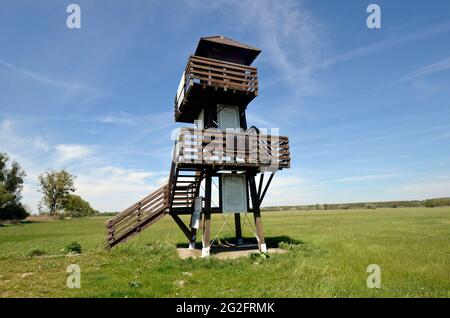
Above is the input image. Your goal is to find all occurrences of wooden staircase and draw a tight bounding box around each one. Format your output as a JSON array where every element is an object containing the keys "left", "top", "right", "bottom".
[{"left": 106, "top": 164, "right": 203, "bottom": 248}]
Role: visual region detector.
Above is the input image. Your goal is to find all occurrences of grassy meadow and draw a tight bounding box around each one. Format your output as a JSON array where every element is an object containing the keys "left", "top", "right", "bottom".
[{"left": 0, "top": 207, "right": 449, "bottom": 297}]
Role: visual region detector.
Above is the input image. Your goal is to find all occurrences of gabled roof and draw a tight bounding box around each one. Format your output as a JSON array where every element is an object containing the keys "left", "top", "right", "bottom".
[
  {"left": 199, "top": 36, "right": 261, "bottom": 52},
  {"left": 194, "top": 36, "right": 261, "bottom": 65}
]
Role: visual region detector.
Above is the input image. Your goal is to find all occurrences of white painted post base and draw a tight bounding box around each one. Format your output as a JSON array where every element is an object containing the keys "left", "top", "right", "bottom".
[
  {"left": 188, "top": 242, "right": 196, "bottom": 250},
  {"left": 260, "top": 243, "right": 267, "bottom": 253},
  {"left": 201, "top": 247, "right": 210, "bottom": 258}
]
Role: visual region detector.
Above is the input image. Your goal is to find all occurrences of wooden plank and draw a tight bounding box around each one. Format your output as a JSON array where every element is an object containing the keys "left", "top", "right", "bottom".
[
  {"left": 190, "top": 55, "right": 257, "bottom": 72},
  {"left": 189, "top": 67, "right": 258, "bottom": 83},
  {"left": 189, "top": 63, "right": 258, "bottom": 79}
]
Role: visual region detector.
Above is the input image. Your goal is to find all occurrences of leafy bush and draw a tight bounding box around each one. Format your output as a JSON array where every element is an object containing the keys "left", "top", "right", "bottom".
[
  {"left": 65, "top": 241, "right": 82, "bottom": 254},
  {"left": 0, "top": 203, "right": 29, "bottom": 221},
  {"left": 250, "top": 252, "right": 269, "bottom": 260},
  {"left": 63, "top": 194, "right": 97, "bottom": 217},
  {"left": 27, "top": 249, "right": 46, "bottom": 257},
  {"left": 129, "top": 281, "right": 141, "bottom": 288}
]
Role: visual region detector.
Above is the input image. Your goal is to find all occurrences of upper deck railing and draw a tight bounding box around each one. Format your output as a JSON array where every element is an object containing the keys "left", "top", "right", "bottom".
[
  {"left": 175, "top": 56, "right": 258, "bottom": 111},
  {"left": 173, "top": 128, "right": 290, "bottom": 170}
]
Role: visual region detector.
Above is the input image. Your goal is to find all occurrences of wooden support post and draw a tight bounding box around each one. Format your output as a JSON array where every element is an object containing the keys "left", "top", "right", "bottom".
[
  {"left": 249, "top": 174, "right": 266, "bottom": 252},
  {"left": 234, "top": 213, "right": 243, "bottom": 245},
  {"left": 188, "top": 212, "right": 197, "bottom": 250},
  {"left": 201, "top": 170, "right": 212, "bottom": 257}
]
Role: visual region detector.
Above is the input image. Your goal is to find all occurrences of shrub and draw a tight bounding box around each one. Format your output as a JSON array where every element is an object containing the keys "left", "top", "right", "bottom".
[
  {"left": 65, "top": 241, "right": 82, "bottom": 254},
  {"left": 27, "top": 249, "right": 46, "bottom": 257},
  {"left": 250, "top": 252, "right": 269, "bottom": 260},
  {"left": 0, "top": 203, "right": 29, "bottom": 221},
  {"left": 63, "top": 194, "right": 97, "bottom": 217},
  {"left": 129, "top": 281, "right": 140, "bottom": 288}
]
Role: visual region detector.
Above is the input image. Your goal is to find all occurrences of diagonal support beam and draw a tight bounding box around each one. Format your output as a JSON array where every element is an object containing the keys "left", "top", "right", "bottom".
[
  {"left": 171, "top": 214, "right": 192, "bottom": 242},
  {"left": 257, "top": 173, "right": 264, "bottom": 198},
  {"left": 259, "top": 172, "right": 275, "bottom": 206}
]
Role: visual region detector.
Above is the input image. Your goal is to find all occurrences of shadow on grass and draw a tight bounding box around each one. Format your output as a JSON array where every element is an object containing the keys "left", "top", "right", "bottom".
[{"left": 176, "top": 235, "right": 304, "bottom": 249}]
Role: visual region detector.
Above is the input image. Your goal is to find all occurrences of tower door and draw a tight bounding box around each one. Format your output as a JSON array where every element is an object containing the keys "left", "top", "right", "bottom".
[{"left": 217, "top": 105, "right": 240, "bottom": 130}]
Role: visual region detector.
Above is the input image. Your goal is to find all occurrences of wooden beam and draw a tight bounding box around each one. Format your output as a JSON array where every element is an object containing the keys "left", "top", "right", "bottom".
[
  {"left": 248, "top": 175, "right": 266, "bottom": 251},
  {"left": 257, "top": 173, "right": 264, "bottom": 198},
  {"left": 259, "top": 172, "right": 274, "bottom": 206},
  {"left": 234, "top": 213, "right": 243, "bottom": 245},
  {"left": 202, "top": 170, "right": 212, "bottom": 257},
  {"left": 171, "top": 214, "right": 191, "bottom": 242}
]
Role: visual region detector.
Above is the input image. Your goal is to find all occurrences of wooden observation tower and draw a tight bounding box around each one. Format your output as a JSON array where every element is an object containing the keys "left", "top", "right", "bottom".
[{"left": 106, "top": 36, "right": 291, "bottom": 256}]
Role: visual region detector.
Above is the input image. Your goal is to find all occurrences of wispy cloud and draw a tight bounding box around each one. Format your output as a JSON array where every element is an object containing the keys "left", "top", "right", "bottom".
[
  {"left": 95, "top": 111, "right": 173, "bottom": 131},
  {"left": 211, "top": 0, "right": 328, "bottom": 96},
  {"left": 55, "top": 144, "right": 92, "bottom": 162},
  {"left": 384, "top": 56, "right": 450, "bottom": 87},
  {"left": 324, "top": 174, "right": 399, "bottom": 184},
  {"left": 0, "top": 58, "right": 96, "bottom": 92},
  {"left": 322, "top": 20, "right": 450, "bottom": 68},
  {"left": 97, "top": 113, "right": 137, "bottom": 125}
]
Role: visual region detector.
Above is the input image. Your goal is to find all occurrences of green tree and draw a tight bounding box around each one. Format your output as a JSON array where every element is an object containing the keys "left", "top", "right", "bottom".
[
  {"left": 0, "top": 153, "right": 28, "bottom": 220},
  {"left": 63, "top": 194, "right": 96, "bottom": 217},
  {"left": 38, "top": 169, "right": 75, "bottom": 215}
]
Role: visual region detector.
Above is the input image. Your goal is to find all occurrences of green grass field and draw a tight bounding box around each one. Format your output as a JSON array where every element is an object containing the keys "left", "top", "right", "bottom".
[{"left": 0, "top": 207, "right": 449, "bottom": 298}]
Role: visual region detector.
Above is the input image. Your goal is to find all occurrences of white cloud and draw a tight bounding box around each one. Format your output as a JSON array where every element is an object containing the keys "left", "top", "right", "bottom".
[
  {"left": 324, "top": 174, "right": 399, "bottom": 184},
  {"left": 75, "top": 166, "right": 167, "bottom": 212},
  {"left": 55, "top": 144, "right": 92, "bottom": 162},
  {"left": 0, "top": 119, "right": 172, "bottom": 213},
  {"left": 33, "top": 137, "right": 50, "bottom": 151}
]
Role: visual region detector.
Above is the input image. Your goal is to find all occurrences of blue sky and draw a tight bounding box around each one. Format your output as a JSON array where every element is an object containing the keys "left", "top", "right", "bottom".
[{"left": 1, "top": 0, "right": 450, "bottom": 212}]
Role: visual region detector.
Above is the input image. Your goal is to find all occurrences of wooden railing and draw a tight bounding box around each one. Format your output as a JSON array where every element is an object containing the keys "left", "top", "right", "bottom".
[
  {"left": 175, "top": 55, "right": 258, "bottom": 110},
  {"left": 106, "top": 185, "right": 169, "bottom": 248},
  {"left": 174, "top": 128, "right": 290, "bottom": 170}
]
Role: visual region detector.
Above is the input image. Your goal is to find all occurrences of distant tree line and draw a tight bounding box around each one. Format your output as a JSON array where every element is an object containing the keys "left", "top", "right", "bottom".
[{"left": 263, "top": 198, "right": 450, "bottom": 211}]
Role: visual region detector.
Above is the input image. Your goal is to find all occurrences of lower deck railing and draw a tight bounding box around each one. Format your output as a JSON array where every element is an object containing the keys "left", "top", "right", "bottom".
[{"left": 173, "top": 128, "right": 290, "bottom": 170}]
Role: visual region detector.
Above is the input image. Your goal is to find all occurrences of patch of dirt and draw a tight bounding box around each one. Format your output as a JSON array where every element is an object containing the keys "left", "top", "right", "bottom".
[{"left": 177, "top": 245, "right": 287, "bottom": 260}]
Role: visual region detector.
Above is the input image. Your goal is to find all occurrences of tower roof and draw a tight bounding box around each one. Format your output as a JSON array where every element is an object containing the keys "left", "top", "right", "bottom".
[{"left": 194, "top": 36, "right": 261, "bottom": 65}]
